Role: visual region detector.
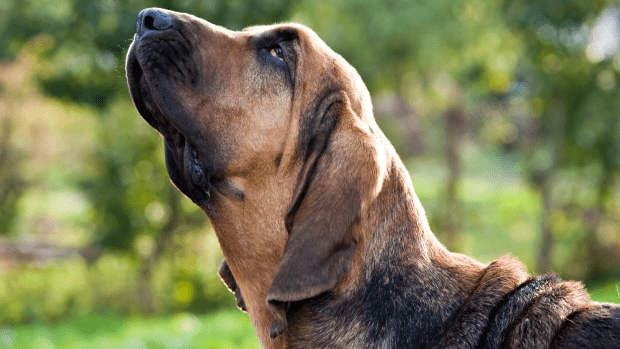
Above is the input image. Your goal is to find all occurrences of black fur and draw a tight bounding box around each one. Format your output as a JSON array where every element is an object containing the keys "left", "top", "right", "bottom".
[
  {"left": 550, "top": 304, "right": 620, "bottom": 348},
  {"left": 287, "top": 249, "right": 620, "bottom": 348},
  {"left": 478, "top": 275, "right": 560, "bottom": 349}
]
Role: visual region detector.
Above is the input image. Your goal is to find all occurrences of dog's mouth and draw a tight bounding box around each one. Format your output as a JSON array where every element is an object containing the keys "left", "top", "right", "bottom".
[
  {"left": 126, "top": 40, "right": 213, "bottom": 205},
  {"left": 165, "top": 129, "right": 212, "bottom": 203},
  {"left": 126, "top": 49, "right": 159, "bottom": 130}
]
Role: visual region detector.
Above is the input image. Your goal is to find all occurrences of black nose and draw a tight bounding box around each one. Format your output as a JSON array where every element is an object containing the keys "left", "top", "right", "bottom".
[{"left": 136, "top": 8, "right": 173, "bottom": 39}]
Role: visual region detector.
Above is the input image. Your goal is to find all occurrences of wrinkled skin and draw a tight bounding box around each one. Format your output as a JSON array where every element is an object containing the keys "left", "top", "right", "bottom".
[{"left": 127, "top": 8, "right": 620, "bottom": 349}]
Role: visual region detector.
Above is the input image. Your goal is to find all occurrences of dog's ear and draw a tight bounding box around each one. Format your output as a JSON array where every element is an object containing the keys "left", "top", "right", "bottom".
[
  {"left": 266, "top": 93, "right": 382, "bottom": 337},
  {"left": 217, "top": 259, "right": 246, "bottom": 312}
]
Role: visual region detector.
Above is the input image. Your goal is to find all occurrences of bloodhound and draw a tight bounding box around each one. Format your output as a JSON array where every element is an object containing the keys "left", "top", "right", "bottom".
[{"left": 126, "top": 8, "right": 620, "bottom": 349}]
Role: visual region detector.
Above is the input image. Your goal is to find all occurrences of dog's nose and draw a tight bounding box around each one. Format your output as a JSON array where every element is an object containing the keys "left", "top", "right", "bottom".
[{"left": 136, "top": 8, "right": 173, "bottom": 39}]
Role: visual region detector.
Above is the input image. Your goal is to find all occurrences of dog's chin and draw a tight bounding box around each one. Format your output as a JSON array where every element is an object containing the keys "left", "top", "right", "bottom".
[{"left": 126, "top": 48, "right": 214, "bottom": 208}]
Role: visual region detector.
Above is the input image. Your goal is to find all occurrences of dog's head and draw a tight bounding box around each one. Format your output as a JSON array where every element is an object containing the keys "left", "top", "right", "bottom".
[
  {"left": 126, "top": 8, "right": 374, "bottom": 205},
  {"left": 127, "top": 8, "right": 389, "bottom": 341}
]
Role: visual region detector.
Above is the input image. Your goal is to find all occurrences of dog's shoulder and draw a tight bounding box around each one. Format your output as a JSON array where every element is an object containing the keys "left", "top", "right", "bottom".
[
  {"left": 290, "top": 253, "right": 620, "bottom": 349},
  {"left": 550, "top": 303, "right": 620, "bottom": 349},
  {"left": 448, "top": 258, "right": 620, "bottom": 349},
  {"left": 478, "top": 273, "right": 589, "bottom": 349}
]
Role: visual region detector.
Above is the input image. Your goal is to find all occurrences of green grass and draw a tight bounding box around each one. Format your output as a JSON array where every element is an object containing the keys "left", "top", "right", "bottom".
[
  {"left": 590, "top": 282, "right": 620, "bottom": 304},
  {"left": 0, "top": 309, "right": 259, "bottom": 349}
]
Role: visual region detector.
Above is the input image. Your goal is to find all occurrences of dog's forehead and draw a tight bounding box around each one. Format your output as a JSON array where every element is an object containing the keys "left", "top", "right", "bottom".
[
  {"left": 241, "top": 23, "right": 324, "bottom": 49},
  {"left": 242, "top": 22, "right": 306, "bottom": 34}
]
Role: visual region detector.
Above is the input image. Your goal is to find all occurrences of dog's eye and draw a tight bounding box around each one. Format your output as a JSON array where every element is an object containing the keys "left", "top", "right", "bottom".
[{"left": 269, "top": 46, "right": 284, "bottom": 62}]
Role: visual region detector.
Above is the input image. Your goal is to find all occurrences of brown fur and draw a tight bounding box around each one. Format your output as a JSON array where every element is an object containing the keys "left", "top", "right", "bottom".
[{"left": 126, "top": 8, "right": 620, "bottom": 348}]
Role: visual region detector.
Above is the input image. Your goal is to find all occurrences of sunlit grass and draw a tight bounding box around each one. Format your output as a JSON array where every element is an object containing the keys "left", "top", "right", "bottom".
[
  {"left": 0, "top": 309, "right": 258, "bottom": 349},
  {"left": 590, "top": 282, "right": 620, "bottom": 304}
]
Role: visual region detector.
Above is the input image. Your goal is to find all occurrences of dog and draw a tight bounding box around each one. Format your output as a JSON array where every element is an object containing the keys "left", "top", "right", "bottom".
[{"left": 125, "top": 8, "right": 620, "bottom": 348}]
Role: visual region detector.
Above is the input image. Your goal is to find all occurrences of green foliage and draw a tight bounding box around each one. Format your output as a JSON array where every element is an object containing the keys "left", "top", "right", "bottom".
[
  {"left": 0, "top": 242, "right": 232, "bottom": 325},
  {"left": 0, "top": 0, "right": 297, "bottom": 108},
  {"left": 0, "top": 123, "right": 28, "bottom": 235},
  {"left": 76, "top": 97, "right": 168, "bottom": 252}
]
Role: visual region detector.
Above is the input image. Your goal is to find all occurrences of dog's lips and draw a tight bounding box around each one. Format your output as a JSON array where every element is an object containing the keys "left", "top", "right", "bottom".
[
  {"left": 183, "top": 141, "right": 209, "bottom": 191},
  {"left": 127, "top": 44, "right": 212, "bottom": 203},
  {"left": 126, "top": 48, "right": 160, "bottom": 131},
  {"left": 164, "top": 123, "right": 212, "bottom": 203}
]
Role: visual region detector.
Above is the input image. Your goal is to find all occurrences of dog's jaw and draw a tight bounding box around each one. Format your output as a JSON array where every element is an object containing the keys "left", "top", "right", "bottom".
[{"left": 126, "top": 31, "right": 218, "bottom": 208}]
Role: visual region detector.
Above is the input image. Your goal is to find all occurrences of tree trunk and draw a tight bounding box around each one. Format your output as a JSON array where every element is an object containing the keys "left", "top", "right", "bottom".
[
  {"left": 538, "top": 175, "right": 553, "bottom": 273},
  {"left": 445, "top": 108, "right": 465, "bottom": 252},
  {"left": 534, "top": 99, "right": 565, "bottom": 274},
  {"left": 581, "top": 173, "right": 620, "bottom": 284}
]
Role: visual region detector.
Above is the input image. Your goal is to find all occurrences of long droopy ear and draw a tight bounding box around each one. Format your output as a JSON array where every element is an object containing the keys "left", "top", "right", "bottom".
[{"left": 266, "top": 92, "right": 382, "bottom": 338}]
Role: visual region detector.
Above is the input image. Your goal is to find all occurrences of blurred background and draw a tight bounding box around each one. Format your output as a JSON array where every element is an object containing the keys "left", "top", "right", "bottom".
[{"left": 1, "top": 0, "right": 620, "bottom": 348}]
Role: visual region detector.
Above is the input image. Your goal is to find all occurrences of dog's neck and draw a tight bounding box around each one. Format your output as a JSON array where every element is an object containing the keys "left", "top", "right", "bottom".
[
  {"left": 207, "top": 172, "right": 295, "bottom": 347},
  {"left": 207, "top": 150, "right": 493, "bottom": 348}
]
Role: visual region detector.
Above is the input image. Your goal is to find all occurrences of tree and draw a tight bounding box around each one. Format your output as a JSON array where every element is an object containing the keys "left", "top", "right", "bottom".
[
  {"left": 501, "top": 0, "right": 620, "bottom": 279},
  {"left": 1, "top": 0, "right": 299, "bottom": 313}
]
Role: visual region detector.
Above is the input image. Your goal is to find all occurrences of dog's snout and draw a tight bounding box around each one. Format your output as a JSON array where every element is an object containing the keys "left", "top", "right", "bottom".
[{"left": 136, "top": 8, "right": 173, "bottom": 39}]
